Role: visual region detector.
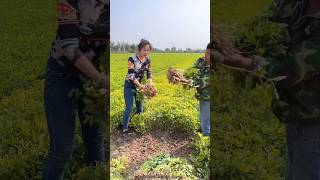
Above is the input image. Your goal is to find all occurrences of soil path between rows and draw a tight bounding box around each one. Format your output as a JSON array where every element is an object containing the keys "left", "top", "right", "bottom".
[{"left": 110, "top": 130, "right": 193, "bottom": 174}]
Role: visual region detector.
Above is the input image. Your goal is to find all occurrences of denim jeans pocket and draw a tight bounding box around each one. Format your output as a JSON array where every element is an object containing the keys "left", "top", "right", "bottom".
[
  {"left": 45, "top": 57, "right": 82, "bottom": 87},
  {"left": 46, "top": 57, "right": 68, "bottom": 79}
]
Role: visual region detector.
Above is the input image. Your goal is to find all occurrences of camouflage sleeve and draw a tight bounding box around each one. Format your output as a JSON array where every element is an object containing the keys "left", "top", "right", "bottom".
[
  {"left": 197, "top": 74, "right": 210, "bottom": 89},
  {"left": 190, "top": 68, "right": 209, "bottom": 89},
  {"left": 253, "top": 52, "right": 301, "bottom": 88},
  {"left": 57, "top": 0, "right": 81, "bottom": 61},
  {"left": 193, "top": 58, "right": 203, "bottom": 69},
  {"left": 185, "top": 75, "right": 209, "bottom": 92},
  {"left": 274, "top": 39, "right": 320, "bottom": 86},
  {"left": 252, "top": 54, "right": 285, "bottom": 75}
]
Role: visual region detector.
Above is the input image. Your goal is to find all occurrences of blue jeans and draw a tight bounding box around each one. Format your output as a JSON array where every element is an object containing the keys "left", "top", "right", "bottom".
[
  {"left": 42, "top": 57, "right": 105, "bottom": 180},
  {"left": 200, "top": 100, "right": 210, "bottom": 136},
  {"left": 286, "top": 122, "right": 320, "bottom": 180},
  {"left": 123, "top": 80, "right": 143, "bottom": 130}
]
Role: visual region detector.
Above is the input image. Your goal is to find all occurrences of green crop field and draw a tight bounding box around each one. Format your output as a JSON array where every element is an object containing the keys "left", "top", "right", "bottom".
[{"left": 0, "top": 1, "right": 58, "bottom": 179}]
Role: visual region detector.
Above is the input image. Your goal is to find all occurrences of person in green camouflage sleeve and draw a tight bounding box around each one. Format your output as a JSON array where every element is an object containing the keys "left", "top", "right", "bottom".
[
  {"left": 177, "top": 42, "right": 212, "bottom": 136},
  {"left": 190, "top": 56, "right": 210, "bottom": 100},
  {"left": 214, "top": 0, "right": 320, "bottom": 179}
]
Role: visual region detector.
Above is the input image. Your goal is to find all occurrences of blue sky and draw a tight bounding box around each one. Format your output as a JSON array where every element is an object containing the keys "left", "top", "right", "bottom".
[{"left": 110, "top": 0, "right": 210, "bottom": 50}]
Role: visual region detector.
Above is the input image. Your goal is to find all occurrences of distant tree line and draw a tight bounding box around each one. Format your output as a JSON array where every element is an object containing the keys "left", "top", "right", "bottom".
[{"left": 110, "top": 41, "right": 205, "bottom": 53}]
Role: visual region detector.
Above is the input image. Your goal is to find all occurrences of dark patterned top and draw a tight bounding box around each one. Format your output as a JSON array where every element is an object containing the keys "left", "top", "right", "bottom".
[
  {"left": 126, "top": 54, "right": 152, "bottom": 83},
  {"left": 50, "top": 0, "right": 109, "bottom": 64}
]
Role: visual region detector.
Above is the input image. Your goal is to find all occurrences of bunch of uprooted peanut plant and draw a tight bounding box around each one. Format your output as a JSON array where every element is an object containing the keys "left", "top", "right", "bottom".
[
  {"left": 136, "top": 83, "right": 157, "bottom": 100},
  {"left": 143, "top": 84, "right": 157, "bottom": 99},
  {"left": 167, "top": 67, "right": 185, "bottom": 84},
  {"left": 70, "top": 78, "right": 108, "bottom": 127},
  {"left": 71, "top": 53, "right": 109, "bottom": 126},
  {"left": 134, "top": 77, "right": 158, "bottom": 102}
]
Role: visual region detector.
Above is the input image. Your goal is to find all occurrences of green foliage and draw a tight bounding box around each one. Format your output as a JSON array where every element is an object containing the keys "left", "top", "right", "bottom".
[
  {"left": 232, "top": 13, "right": 289, "bottom": 92},
  {"left": 74, "top": 163, "right": 109, "bottom": 180},
  {"left": 190, "top": 133, "right": 210, "bottom": 179},
  {"left": 133, "top": 88, "right": 144, "bottom": 102},
  {"left": 211, "top": 0, "right": 271, "bottom": 24},
  {"left": 110, "top": 156, "right": 129, "bottom": 180},
  {"left": 235, "top": 15, "right": 288, "bottom": 57},
  {"left": 139, "top": 154, "right": 196, "bottom": 179},
  {"left": 212, "top": 70, "right": 285, "bottom": 180},
  {"left": 0, "top": 0, "right": 56, "bottom": 96},
  {"left": 131, "top": 76, "right": 157, "bottom": 102},
  {"left": 136, "top": 76, "right": 148, "bottom": 102},
  {"left": 0, "top": 81, "right": 47, "bottom": 180},
  {"left": 130, "top": 93, "right": 199, "bottom": 134},
  {"left": 0, "top": 81, "right": 97, "bottom": 179},
  {"left": 110, "top": 90, "right": 125, "bottom": 130},
  {"left": 72, "top": 81, "right": 108, "bottom": 127},
  {"left": 183, "top": 66, "right": 198, "bottom": 80}
]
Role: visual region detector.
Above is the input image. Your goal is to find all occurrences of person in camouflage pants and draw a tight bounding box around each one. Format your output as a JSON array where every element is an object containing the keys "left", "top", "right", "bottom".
[
  {"left": 214, "top": 0, "right": 320, "bottom": 179},
  {"left": 177, "top": 43, "right": 212, "bottom": 136}
]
